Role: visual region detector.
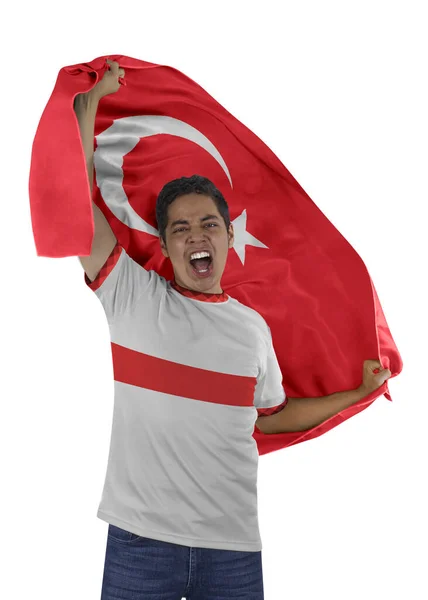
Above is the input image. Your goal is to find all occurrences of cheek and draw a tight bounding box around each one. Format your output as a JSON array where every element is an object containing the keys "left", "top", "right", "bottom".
[{"left": 168, "top": 241, "right": 186, "bottom": 267}]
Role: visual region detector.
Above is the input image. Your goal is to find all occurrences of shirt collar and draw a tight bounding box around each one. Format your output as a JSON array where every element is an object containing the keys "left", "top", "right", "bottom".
[{"left": 170, "top": 279, "right": 229, "bottom": 303}]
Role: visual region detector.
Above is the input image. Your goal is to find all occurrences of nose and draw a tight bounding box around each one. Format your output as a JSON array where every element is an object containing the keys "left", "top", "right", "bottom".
[{"left": 188, "top": 227, "right": 209, "bottom": 241}]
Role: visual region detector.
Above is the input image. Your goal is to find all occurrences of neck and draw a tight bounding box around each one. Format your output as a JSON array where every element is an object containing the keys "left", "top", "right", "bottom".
[{"left": 175, "top": 278, "right": 223, "bottom": 295}]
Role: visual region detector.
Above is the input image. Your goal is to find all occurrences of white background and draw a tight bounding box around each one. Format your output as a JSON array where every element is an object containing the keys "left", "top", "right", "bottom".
[{"left": 1, "top": 1, "right": 427, "bottom": 599}]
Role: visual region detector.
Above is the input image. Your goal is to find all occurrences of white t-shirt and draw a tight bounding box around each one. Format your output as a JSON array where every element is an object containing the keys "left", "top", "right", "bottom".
[{"left": 84, "top": 241, "right": 287, "bottom": 551}]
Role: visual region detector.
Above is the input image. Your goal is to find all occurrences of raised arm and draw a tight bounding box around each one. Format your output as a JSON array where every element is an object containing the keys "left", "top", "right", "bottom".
[{"left": 75, "top": 60, "right": 125, "bottom": 281}]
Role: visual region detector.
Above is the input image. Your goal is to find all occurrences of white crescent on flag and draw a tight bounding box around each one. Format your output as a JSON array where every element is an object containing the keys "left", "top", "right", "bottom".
[{"left": 93, "top": 114, "right": 268, "bottom": 265}]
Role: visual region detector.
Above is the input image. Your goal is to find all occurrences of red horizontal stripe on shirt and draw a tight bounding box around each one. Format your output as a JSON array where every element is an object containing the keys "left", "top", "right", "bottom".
[{"left": 111, "top": 342, "right": 257, "bottom": 407}]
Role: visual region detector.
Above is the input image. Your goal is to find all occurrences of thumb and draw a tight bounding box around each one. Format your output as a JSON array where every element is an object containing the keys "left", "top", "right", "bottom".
[{"left": 378, "top": 368, "right": 392, "bottom": 385}]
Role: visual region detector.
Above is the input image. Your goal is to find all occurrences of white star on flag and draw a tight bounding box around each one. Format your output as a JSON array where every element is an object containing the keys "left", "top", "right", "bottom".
[{"left": 231, "top": 209, "right": 268, "bottom": 265}]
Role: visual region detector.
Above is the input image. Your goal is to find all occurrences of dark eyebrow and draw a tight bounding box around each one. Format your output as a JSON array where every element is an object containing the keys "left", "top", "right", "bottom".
[{"left": 170, "top": 215, "right": 220, "bottom": 228}]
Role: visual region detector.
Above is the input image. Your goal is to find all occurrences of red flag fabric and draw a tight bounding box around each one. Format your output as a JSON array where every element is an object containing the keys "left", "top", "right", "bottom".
[{"left": 29, "top": 54, "right": 402, "bottom": 456}]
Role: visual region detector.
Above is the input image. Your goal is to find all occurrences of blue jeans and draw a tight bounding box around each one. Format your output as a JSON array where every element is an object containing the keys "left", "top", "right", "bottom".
[{"left": 101, "top": 524, "right": 264, "bottom": 599}]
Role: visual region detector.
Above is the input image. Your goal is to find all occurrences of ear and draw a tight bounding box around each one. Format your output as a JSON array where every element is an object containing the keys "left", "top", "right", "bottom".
[
  {"left": 160, "top": 236, "right": 169, "bottom": 258},
  {"left": 228, "top": 223, "right": 234, "bottom": 248}
]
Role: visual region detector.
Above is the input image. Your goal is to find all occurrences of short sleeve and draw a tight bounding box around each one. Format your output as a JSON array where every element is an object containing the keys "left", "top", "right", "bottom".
[
  {"left": 254, "top": 325, "right": 288, "bottom": 416},
  {"left": 83, "top": 241, "right": 156, "bottom": 322}
]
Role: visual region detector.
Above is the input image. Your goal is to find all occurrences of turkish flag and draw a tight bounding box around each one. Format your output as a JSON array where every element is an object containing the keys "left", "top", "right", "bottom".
[{"left": 29, "top": 54, "right": 403, "bottom": 456}]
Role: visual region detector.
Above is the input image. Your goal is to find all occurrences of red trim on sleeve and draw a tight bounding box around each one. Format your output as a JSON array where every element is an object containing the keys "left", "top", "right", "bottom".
[
  {"left": 256, "top": 397, "right": 288, "bottom": 418},
  {"left": 84, "top": 241, "right": 122, "bottom": 291}
]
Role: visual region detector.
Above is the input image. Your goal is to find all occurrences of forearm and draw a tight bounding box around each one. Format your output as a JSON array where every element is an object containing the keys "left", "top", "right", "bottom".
[
  {"left": 256, "top": 387, "right": 365, "bottom": 434},
  {"left": 73, "top": 93, "right": 99, "bottom": 195}
]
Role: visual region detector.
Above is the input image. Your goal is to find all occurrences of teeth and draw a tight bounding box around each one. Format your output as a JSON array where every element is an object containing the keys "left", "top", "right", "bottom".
[{"left": 190, "top": 251, "right": 211, "bottom": 261}]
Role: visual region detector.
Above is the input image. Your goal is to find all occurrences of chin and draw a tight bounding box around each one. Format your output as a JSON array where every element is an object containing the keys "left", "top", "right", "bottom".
[{"left": 175, "top": 260, "right": 225, "bottom": 291}]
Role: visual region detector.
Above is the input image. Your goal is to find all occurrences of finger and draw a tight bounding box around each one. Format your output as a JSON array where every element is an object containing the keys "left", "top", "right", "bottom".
[
  {"left": 107, "top": 60, "right": 120, "bottom": 75},
  {"left": 364, "top": 359, "right": 382, "bottom": 369},
  {"left": 374, "top": 367, "right": 391, "bottom": 381},
  {"left": 118, "top": 68, "right": 125, "bottom": 77}
]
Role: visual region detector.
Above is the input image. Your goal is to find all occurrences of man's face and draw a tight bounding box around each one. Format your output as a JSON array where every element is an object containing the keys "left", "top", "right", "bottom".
[{"left": 159, "top": 193, "right": 234, "bottom": 294}]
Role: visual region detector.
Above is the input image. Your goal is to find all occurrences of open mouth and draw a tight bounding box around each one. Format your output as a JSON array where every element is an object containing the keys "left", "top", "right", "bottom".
[{"left": 189, "top": 256, "right": 213, "bottom": 278}]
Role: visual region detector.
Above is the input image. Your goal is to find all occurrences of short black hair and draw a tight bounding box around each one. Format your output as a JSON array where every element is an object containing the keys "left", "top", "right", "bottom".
[{"left": 155, "top": 174, "right": 231, "bottom": 244}]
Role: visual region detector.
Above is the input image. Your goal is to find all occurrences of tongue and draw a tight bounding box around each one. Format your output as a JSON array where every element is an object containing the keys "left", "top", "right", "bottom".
[{"left": 192, "top": 258, "right": 211, "bottom": 272}]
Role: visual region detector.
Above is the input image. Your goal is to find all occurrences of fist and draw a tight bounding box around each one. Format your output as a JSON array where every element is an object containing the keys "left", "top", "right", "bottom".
[
  {"left": 89, "top": 59, "right": 125, "bottom": 101},
  {"left": 359, "top": 359, "right": 392, "bottom": 396}
]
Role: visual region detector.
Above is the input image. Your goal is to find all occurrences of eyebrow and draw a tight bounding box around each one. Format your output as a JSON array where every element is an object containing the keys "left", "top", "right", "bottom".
[{"left": 170, "top": 215, "right": 220, "bottom": 228}]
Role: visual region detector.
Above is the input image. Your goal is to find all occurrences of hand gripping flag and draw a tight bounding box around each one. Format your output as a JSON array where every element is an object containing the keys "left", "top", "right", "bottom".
[{"left": 29, "top": 54, "right": 403, "bottom": 456}]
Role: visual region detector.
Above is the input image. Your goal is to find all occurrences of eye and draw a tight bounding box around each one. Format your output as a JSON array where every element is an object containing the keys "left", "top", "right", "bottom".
[{"left": 173, "top": 223, "right": 217, "bottom": 233}]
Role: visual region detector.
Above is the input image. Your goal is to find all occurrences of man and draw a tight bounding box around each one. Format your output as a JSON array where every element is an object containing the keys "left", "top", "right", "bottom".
[{"left": 75, "top": 60, "right": 391, "bottom": 600}]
